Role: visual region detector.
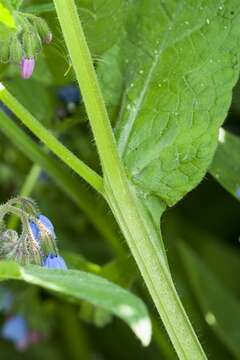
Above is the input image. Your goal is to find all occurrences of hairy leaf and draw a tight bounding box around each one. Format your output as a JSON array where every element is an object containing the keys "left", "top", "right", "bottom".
[
  {"left": 100, "top": 0, "right": 240, "bottom": 206},
  {"left": 0, "top": 261, "right": 152, "bottom": 346}
]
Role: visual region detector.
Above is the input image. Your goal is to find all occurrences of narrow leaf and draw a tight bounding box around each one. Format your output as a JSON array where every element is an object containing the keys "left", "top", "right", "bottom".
[
  {"left": 179, "top": 242, "right": 240, "bottom": 358},
  {"left": 0, "top": 261, "right": 152, "bottom": 346},
  {"left": 209, "top": 128, "right": 240, "bottom": 201}
]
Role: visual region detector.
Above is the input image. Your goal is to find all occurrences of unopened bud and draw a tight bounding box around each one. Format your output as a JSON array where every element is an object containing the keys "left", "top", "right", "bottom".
[
  {"left": 22, "top": 31, "right": 40, "bottom": 58},
  {"left": 0, "top": 40, "right": 10, "bottom": 63},
  {"left": 20, "top": 58, "right": 35, "bottom": 79},
  {"left": 34, "top": 17, "right": 52, "bottom": 44},
  {"left": 10, "top": 37, "right": 23, "bottom": 64},
  {"left": 0, "top": 230, "right": 19, "bottom": 258}
]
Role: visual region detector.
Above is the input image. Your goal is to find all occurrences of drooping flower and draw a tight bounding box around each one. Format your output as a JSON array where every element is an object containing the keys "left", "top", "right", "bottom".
[
  {"left": 20, "top": 58, "right": 35, "bottom": 79},
  {"left": 2, "top": 315, "right": 29, "bottom": 350},
  {"left": 34, "top": 17, "right": 52, "bottom": 44},
  {"left": 44, "top": 33, "right": 53, "bottom": 45},
  {"left": 29, "top": 214, "right": 56, "bottom": 243},
  {"left": 42, "top": 253, "right": 67, "bottom": 270},
  {"left": 58, "top": 85, "right": 81, "bottom": 113}
]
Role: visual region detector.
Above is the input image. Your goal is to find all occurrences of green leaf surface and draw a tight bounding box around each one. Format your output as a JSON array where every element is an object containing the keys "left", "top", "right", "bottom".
[
  {"left": 179, "top": 242, "right": 240, "bottom": 359},
  {"left": 77, "top": 0, "right": 126, "bottom": 56},
  {"left": 0, "top": 261, "right": 152, "bottom": 346},
  {"left": 100, "top": 0, "right": 240, "bottom": 207},
  {"left": 209, "top": 128, "right": 240, "bottom": 201}
]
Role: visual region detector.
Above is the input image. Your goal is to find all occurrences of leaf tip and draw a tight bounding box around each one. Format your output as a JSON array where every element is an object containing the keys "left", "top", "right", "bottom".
[
  {"left": 131, "top": 317, "right": 152, "bottom": 347},
  {"left": 218, "top": 128, "right": 226, "bottom": 143}
]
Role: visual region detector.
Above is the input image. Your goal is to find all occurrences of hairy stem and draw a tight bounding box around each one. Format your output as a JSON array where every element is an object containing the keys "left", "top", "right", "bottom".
[
  {"left": 0, "top": 85, "right": 104, "bottom": 195},
  {"left": 8, "top": 164, "right": 41, "bottom": 229},
  {"left": 53, "top": 0, "right": 207, "bottom": 358}
]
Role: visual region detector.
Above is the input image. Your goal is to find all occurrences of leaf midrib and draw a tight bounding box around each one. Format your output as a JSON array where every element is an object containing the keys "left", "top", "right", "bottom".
[{"left": 116, "top": 2, "right": 222, "bottom": 159}]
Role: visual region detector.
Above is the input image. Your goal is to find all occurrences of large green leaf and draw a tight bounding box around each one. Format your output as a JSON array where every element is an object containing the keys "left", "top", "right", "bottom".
[
  {"left": 100, "top": 0, "right": 240, "bottom": 207},
  {"left": 179, "top": 242, "right": 240, "bottom": 359},
  {"left": 210, "top": 128, "right": 240, "bottom": 201},
  {"left": 0, "top": 261, "right": 152, "bottom": 346}
]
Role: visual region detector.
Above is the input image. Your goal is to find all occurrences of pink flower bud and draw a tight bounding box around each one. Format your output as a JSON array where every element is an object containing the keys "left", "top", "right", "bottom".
[
  {"left": 20, "top": 58, "right": 35, "bottom": 79},
  {"left": 44, "top": 33, "right": 53, "bottom": 44}
]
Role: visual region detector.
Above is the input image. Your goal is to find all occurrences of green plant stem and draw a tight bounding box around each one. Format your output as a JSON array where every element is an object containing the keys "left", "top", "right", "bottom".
[
  {"left": 8, "top": 164, "right": 41, "bottom": 229},
  {"left": 0, "top": 85, "right": 103, "bottom": 195},
  {"left": 53, "top": 0, "right": 207, "bottom": 358}
]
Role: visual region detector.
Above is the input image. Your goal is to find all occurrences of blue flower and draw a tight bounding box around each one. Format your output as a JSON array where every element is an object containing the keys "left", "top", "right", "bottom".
[
  {"left": 2, "top": 315, "right": 29, "bottom": 350},
  {"left": 42, "top": 253, "right": 67, "bottom": 270},
  {"left": 29, "top": 214, "right": 56, "bottom": 243},
  {"left": 58, "top": 85, "right": 81, "bottom": 104}
]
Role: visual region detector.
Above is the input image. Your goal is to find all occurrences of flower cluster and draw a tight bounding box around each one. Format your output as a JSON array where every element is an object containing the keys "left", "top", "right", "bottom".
[
  {"left": 0, "top": 12, "right": 52, "bottom": 79},
  {"left": 0, "top": 197, "right": 67, "bottom": 270}
]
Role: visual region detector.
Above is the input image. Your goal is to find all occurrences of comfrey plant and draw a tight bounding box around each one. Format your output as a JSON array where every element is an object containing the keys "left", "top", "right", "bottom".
[
  {"left": 0, "top": 10, "right": 52, "bottom": 79},
  {"left": 1, "top": 0, "right": 240, "bottom": 359},
  {"left": 0, "top": 197, "right": 67, "bottom": 269}
]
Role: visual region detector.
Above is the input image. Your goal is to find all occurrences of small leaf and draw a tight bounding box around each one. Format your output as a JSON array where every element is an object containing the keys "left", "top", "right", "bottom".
[
  {"left": 0, "top": 261, "right": 152, "bottom": 346},
  {"left": 179, "top": 242, "right": 240, "bottom": 358},
  {"left": 209, "top": 128, "right": 240, "bottom": 201}
]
